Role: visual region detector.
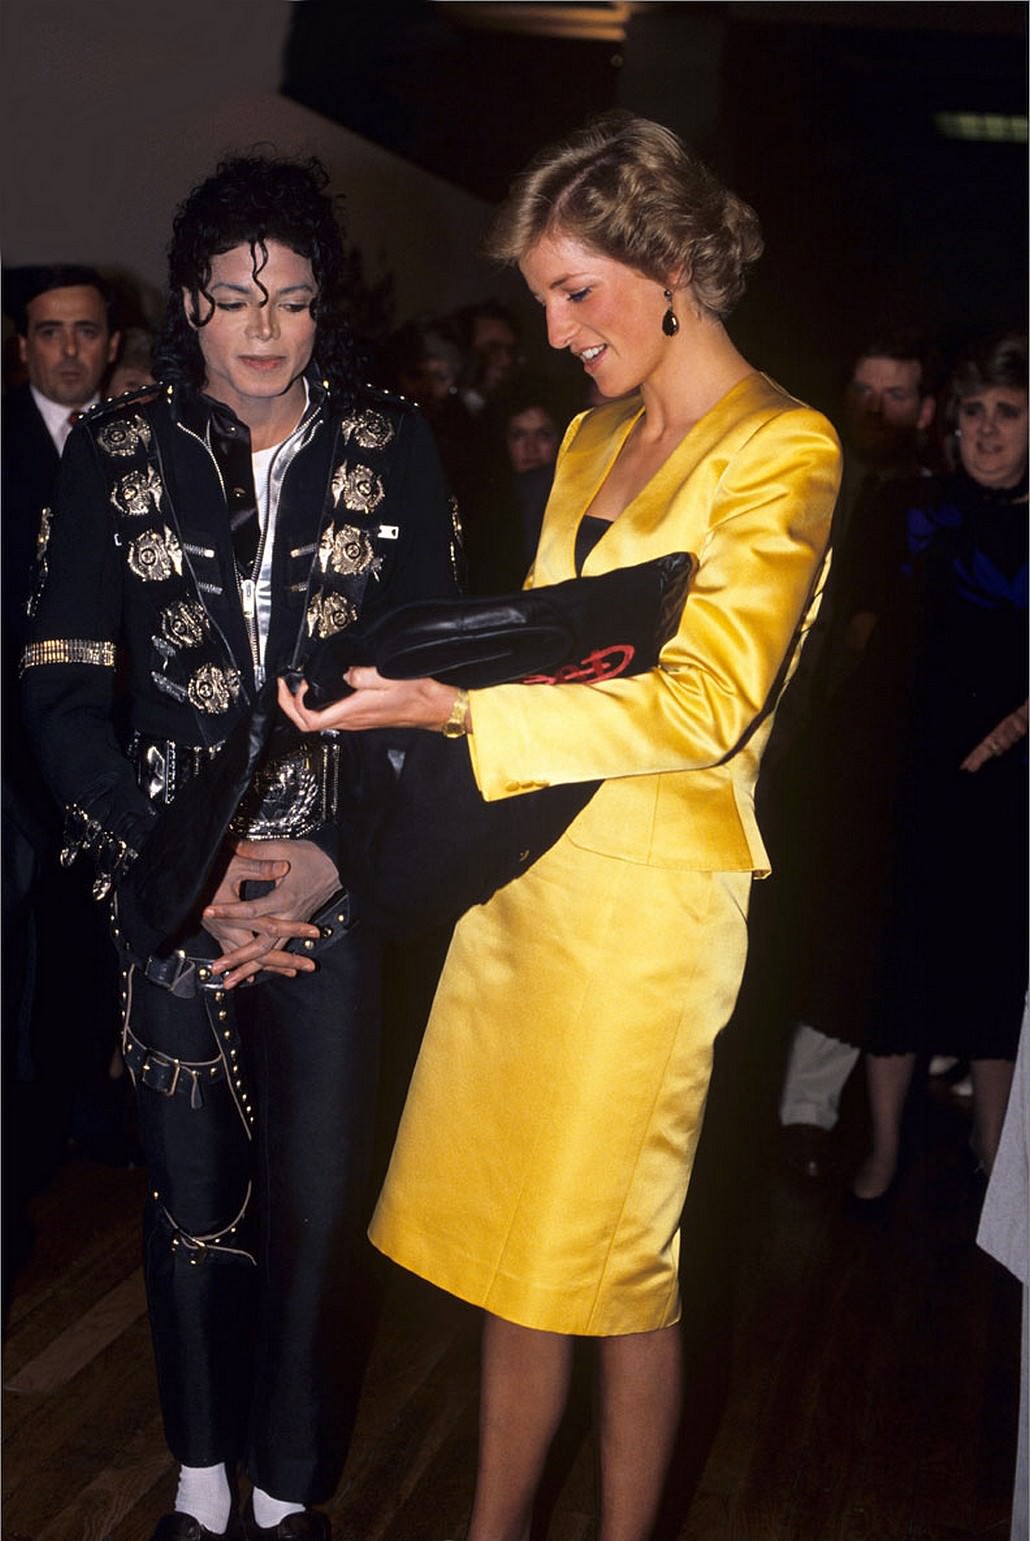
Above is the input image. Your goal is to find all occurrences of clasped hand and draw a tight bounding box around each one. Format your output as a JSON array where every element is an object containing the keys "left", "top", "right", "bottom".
[
  {"left": 202, "top": 672, "right": 462, "bottom": 989},
  {"left": 276, "top": 667, "right": 460, "bottom": 735},
  {"left": 202, "top": 837, "right": 341, "bottom": 990}
]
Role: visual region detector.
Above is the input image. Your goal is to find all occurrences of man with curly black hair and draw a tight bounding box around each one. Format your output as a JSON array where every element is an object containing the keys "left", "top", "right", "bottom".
[{"left": 21, "top": 154, "right": 461, "bottom": 1540}]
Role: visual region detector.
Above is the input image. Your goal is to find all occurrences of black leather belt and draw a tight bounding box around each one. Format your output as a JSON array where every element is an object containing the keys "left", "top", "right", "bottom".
[
  {"left": 121, "top": 889, "right": 355, "bottom": 997},
  {"left": 128, "top": 733, "right": 219, "bottom": 807},
  {"left": 137, "top": 947, "right": 228, "bottom": 998}
]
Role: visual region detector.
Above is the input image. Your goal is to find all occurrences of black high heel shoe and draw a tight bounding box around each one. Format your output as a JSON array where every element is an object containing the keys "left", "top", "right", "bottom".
[
  {"left": 843, "top": 1157, "right": 899, "bottom": 1220},
  {"left": 843, "top": 1180, "right": 897, "bottom": 1221}
]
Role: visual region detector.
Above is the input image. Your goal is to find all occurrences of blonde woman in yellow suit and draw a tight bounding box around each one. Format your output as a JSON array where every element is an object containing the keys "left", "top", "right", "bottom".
[{"left": 279, "top": 113, "right": 841, "bottom": 1541}]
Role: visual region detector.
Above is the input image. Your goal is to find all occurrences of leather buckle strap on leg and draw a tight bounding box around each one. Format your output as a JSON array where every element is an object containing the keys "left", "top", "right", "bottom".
[{"left": 122, "top": 1023, "right": 226, "bottom": 1110}]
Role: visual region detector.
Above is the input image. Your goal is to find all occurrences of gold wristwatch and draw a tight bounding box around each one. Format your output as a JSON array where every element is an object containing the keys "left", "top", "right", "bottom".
[{"left": 440, "top": 688, "right": 470, "bottom": 739}]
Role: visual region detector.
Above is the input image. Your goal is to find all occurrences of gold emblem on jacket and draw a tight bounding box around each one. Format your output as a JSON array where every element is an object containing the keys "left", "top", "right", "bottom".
[
  {"left": 111, "top": 466, "right": 164, "bottom": 518},
  {"left": 186, "top": 662, "right": 240, "bottom": 714},
  {"left": 338, "top": 407, "right": 394, "bottom": 451},
  {"left": 97, "top": 414, "right": 153, "bottom": 459},
  {"left": 306, "top": 590, "right": 358, "bottom": 639},
  {"left": 331, "top": 462, "right": 385, "bottom": 516},
  {"left": 160, "top": 600, "right": 209, "bottom": 649},
  {"left": 128, "top": 526, "right": 183, "bottom": 583},
  {"left": 318, "top": 522, "right": 381, "bottom": 578}
]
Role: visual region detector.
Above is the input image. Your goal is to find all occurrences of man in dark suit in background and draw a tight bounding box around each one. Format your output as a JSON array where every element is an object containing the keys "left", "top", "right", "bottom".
[
  {"left": 773, "top": 333, "right": 939, "bottom": 1175},
  {"left": 2, "top": 268, "right": 124, "bottom": 1246},
  {"left": 3, "top": 264, "right": 121, "bottom": 619}
]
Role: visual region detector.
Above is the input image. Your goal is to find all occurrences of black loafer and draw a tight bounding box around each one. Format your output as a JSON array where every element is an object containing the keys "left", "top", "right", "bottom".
[
  {"left": 246, "top": 1512, "right": 331, "bottom": 1540},
  {"left": 781, "top": 1122, "right": 833, "bottom": 1181},
  {"left": 152, "top": 1516, "right": 246, "bottom": 1541}
]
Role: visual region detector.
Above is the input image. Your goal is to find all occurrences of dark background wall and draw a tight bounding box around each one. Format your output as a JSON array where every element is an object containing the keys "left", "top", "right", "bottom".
[
  {"left": 283, "top": 0, "right": 1028, "bottom": 413},
  {"left": 0, "top": 1, "right": 504, "bottom": 341},
  {"left": 3, "top": 1, "right": 1025, "bottom": 417}
]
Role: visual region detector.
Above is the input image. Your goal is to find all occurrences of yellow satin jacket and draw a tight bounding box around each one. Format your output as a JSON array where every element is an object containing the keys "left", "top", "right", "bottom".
[{"left": 466, "top": 370, "right": 842, "bottom": 876}]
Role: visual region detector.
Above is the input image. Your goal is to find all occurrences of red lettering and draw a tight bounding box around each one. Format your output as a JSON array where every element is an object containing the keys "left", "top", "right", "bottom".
[{"left": 521, "top": 644, "right": 637, "bottom": 686}]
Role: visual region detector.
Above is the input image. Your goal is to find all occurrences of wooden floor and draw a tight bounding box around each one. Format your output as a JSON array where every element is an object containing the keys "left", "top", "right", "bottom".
[{"left": 3, "top": 906, "right": 1022, "bottom": 1541}]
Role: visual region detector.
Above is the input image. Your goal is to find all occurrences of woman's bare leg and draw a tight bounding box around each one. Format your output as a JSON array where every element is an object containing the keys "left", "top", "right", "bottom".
[
  {"left": 596, "top": 1323, "right": 682, "bottom": 1541},
  {"left": 467, "top": 1314, "right": 573, "bottom": 1541},
  {"left": 970, "top": 1057, "right": 1016, "bottom": 1173},
  {"left": 851, "top": 1051, "right": 917, "bottom": 1198}
]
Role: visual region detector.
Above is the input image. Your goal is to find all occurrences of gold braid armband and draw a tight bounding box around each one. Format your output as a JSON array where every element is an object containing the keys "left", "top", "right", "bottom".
[{"left": 20, "top": 639, "right": 117, "bottom": 674}]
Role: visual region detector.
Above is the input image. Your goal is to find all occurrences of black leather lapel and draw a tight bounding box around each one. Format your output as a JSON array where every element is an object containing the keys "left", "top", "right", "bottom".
[
  {"left": 265, "top": 412, "right": 337, "bottom": 670},
  {"left": 156, "top": 412, "right": 255, "bottom": 693}
]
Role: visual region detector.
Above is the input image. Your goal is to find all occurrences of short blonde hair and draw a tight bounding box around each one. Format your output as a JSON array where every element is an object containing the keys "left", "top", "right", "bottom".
[
  {"left": 948, "top": 331, "right": 1027, "bottom": 417},
  {"left": 484, "top": 111, "right": 763, "bottom": 320}
]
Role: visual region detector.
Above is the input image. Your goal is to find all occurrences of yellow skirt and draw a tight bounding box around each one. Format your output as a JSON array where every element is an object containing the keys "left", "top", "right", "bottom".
[{"left": 369, "top": 832, "right": 751, "bottom": 1336}]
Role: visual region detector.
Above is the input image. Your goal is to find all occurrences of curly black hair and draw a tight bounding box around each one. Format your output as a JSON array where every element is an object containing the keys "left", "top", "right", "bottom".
[{"left": 153, "top": 152, "right": 362, "bottom": 404}]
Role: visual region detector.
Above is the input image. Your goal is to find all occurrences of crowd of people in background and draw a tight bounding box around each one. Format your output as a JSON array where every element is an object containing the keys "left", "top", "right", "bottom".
[
  {"left": 770, "top": 328, "right": 1027, "bottom": 1210},
  {"left": 373, "top": 299, "right": 582, "bottom": 592}
]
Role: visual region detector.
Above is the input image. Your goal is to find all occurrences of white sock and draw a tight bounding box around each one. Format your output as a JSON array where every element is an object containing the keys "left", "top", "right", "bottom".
[
  {"left": 252, "top": 1486, "right": 305, "bottom": 1526},
  {"left": 174, "top": 1463, "right": 232, "bottom": 1533}
]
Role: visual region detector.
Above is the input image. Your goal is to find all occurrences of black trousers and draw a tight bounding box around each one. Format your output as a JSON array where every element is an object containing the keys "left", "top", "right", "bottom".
[{"left": 119, "top": 910, "right": 382, "bottom": 1504}]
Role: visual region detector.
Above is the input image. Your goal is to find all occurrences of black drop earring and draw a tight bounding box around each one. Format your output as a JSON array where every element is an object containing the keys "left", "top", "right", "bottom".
[{"left": 662, "top": 289, "right": 679, "bottom": 337}]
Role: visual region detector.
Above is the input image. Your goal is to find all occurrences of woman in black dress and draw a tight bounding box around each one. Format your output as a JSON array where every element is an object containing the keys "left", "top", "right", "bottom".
[{"left": 851, "top": 332, "right": 1028, "bottom": 1201}]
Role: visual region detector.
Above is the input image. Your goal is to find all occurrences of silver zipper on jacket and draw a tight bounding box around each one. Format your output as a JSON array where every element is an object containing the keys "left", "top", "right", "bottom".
[
  {"left": 241, "top": 515, "right": 269, "bottom": 680},
  {"left": 247, "top": 410, "right": 323, "bottom": 683}
]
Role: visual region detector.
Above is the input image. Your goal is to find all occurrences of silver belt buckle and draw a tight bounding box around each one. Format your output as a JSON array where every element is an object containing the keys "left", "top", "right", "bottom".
[{"left": 229, "top": 741, "right": 336, "bottom": 841}]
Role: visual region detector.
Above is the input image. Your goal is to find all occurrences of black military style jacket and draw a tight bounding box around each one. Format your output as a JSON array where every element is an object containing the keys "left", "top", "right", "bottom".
[
  {"left": 2, "top": 382, "right": 61, "bottom": 638},
  {"left": 20, "top": 372, "right": 461, "bottom": 900}
]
